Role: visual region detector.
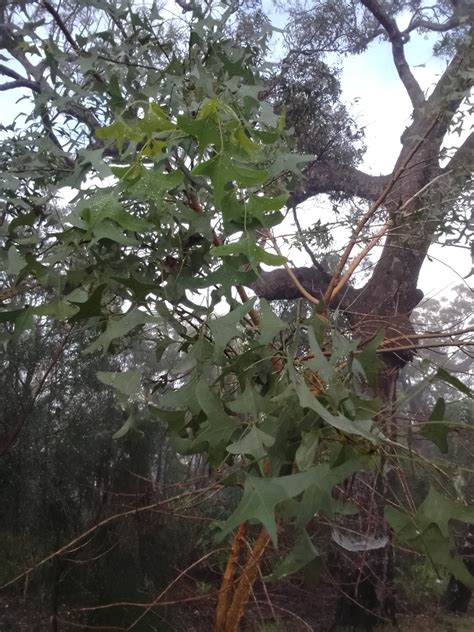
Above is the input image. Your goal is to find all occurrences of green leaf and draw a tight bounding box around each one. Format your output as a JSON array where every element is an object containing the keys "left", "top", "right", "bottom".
[
  {"left": 227, "top": 381, "right": 267, "bottom": 417},
  {"left": 178, "top": 113, "right": 221, "bottom": 153},
  {"left": 296, "top": 457, "right": 375, "bottom": 528},
  {"left": 113, "top": 414, "right": 136, "bottom": 439},
  {"left": 192, "top": 154, "right": 235, "bottom": 203},
  {"left": 96, "top": 118, "right": 142, "bottom": 151},
  {"left": 421, "top": 398, "right": 449, "bottom": 453},
  {"left": 107, "top": 74, "right": 126, "bottom": 110},
  {"left": 221, "top": 468, "right": 320, "bottom": 545},
  {"left": 78, "top": 190, "right": 152, "bottom": 233},
  {"left": 211, "top": 239, "right": 286, "bottom": 268},
  {"left": 232, "top": 163, "right": 269, "bottom": 188},
  {"left": 220, "top": 191, "right": 285, "bottom": 229},
  {"left": 0, "top": 308, "right": 24, "bottom": 324},
  {"left": 13, "top": 307, "right": 34, "bottom": 336},
  {"left": 269, "top": 531, "right": 319, "bottom": 581},
  {"left": 97, "top": 369, "right": 142, "bottom": 397},
  {"left": 289, "top": 363, "right": 382, "bottom": 442},
  {"left": 418, "top": 488, "right": 474, "bottom": 538},
  {"left": 160, "top": 376, "right": 200, "bottom": 415},
  {"left": 84, "top": 308, "right": 155, "bottom": 354},
  {"left": 149, "top": 406, "right": 188, "bottom": 434},
  {"left": 435, "top": 368, "right": 472, "bottom": 398},
  {"left": 268, "top": 153, "right": 315, "bottom": 178},
  {"left": 138, "top": 102, "right": 176, "bottom": 135},
  {"left": 295, "top": 430, "right": 320, "bottom": 471},
  {"left": 232, "top": 127, "right": 260, "bottom": 154},
  {"left": 127, "top": 169, "right": 184, "bottom": 207},
  {"left": 305, "top": 327, "right": 333, "bottom": 383},
  {"left": 187, "top": 263, "right": 256, "bottom": 291},
  {"left": 411, "top": 524, "right": 474, "bottom": 588},
  {"left": 111, "top": 275, "right": 157, "bottom": 303},
  {"left": 208, "top": 300, "right": 255, "bottom": 354},
  {"left": 92, "top": 220, "right": 138, "bottom": 245},
  {"left": 69, "top": 285, "right": 105, "bottom": 322},
  {"left": 309, "top": 312, "right": 330, "bottom": 346},
  {"left": 194, "top": 382, "right": 238, "bottom": 449},
  {"left": 192, "top": 156, "right": 268, "bottom": 203},
  {"left": 259, "top": 299, "right": 286, "bottom": 344},
  {"left": 386, "top": 498, "right": 474, "bottom": 589},
  {"left": 34, "top": 299, "right": 78, "bottom": 320},
  {"left": 7, "top": 246, "right": 27, "bottom": 275},
  {"left": 227, "top": 426, "right": 275, "bottom": 467},
  {"left": 357, "top": 330, "right": 385, "bottom": 387}
]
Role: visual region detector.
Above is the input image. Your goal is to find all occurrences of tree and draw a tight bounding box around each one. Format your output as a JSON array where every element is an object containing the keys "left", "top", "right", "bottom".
[{"left": 1, "top": 1, "right": 473, "bottom": 630}]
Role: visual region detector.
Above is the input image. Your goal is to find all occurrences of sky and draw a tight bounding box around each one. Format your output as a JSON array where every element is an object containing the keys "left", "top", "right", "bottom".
[
  {"left": 1, "top": 0, "right": 472, "bottom": 305},
  {"left": 338, "top": 35, "right": 471, "bottom": 301}
]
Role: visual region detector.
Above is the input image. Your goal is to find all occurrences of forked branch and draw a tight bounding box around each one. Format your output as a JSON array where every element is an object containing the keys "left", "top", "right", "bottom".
[{"left": 360, "top": 0, "right": 425, "bottom": 109}]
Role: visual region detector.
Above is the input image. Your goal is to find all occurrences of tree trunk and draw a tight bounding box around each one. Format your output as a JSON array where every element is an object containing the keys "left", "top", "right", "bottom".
[{"left": 331, "top": 368, "right": 399, "bottom": 630}]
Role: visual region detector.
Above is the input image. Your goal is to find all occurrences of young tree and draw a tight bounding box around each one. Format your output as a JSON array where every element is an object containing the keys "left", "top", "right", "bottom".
[{"left": 1, "top": 1, "right": 473, "bottom": 629}]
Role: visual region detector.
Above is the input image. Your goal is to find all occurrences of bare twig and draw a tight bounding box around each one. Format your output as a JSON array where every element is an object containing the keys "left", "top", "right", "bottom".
[{"left": 323, "top": 115, "right": 440, "bottom": 305}]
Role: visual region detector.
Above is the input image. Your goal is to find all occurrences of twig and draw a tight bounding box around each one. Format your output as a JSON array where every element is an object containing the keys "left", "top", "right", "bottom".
[
  {"left": 126, "top": 549, "right": 224, "bottom": 630},
  {"left": 43, "top": 1, "right": 80, "bottom": 52},
  {"left": 328, "top": 170, "right": 452, "bottom": 301},
  {"left": 323, "top": 115, "right": 440, "bottom": 305},
  {"left": 267, "top": 232, "right": 321, "bottom": 305},
  {"left": 0, "top": 484, "right": 219, "bottom": 590}
]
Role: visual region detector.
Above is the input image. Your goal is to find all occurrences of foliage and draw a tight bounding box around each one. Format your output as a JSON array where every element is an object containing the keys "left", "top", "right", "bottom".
[{"left": 1, "top": 0, "right": 473, "bottom": 628}]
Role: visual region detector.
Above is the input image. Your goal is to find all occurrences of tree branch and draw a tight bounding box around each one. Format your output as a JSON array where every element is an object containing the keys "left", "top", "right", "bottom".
[
  {"left": 291, "top": 160, "right": 390, "bottom": 205},
  {"left": 42, "top": 1, "right": 80, "bottom": 53},
  {"left": 0, "top": 63, "right": 40, "bottom": 92},
  {"left": 360, "top": 0, "right": 425, "bottom": 109},
  {"left": 0, "top": 79, "right": 37, "bottom": 92},
  {"left": 402, "top": 1, "right": 474, "bottom": 36},
  {"left": 403, "top": 17, "right": 460, "bottom": 34},
  {"left": 250, "top": 266, "right": 358, "bottom": 309}
]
